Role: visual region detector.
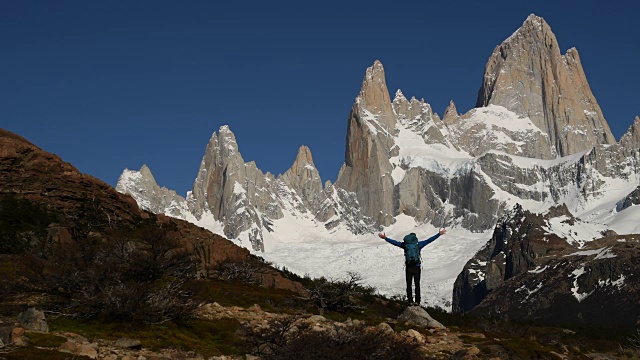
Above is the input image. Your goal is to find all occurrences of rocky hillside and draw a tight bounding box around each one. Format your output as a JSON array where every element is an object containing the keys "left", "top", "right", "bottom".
[
  {"left": 0, "top": 127, "right": 302, "bottom": 293},
  {"left": 453, "top": 204, "right": 640, "bottom": 329}
]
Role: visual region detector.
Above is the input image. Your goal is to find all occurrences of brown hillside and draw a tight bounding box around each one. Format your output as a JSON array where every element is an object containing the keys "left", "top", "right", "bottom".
[{"left": 0, "top": 128, "right": 302, "bottom": 293}]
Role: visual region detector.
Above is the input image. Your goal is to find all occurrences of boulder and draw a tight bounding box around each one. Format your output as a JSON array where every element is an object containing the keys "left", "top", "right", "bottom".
[
  {"left": 377, "top": 322, "right": 394, "bottom": 334},
  {"left": 406, "top": 329, "right": 424, "bottom": 343},
  {"left": 397, "top": 306, "right": 445, "bottom": 329},
  {"left": 17, "top": 308, "right": 48, "bottom": 332}
]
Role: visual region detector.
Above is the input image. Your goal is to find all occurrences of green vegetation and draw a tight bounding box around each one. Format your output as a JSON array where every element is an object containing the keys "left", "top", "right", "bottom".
[
  {"left": 50, "top": 317, "right": 244, "bottom": 357},
  {"left": 186, "top": 278, "right": 309, "bottom": 313},
  {"left": 25, "top": 332, "right": 67, "bottom": 348}
]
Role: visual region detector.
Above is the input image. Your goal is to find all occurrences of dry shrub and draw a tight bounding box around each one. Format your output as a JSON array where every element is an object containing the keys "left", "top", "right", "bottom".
[
  {"left": 244, "top": 316, "right": 423, "bottom": 360},
  {"left": 45, "top": 219, "right": 198, "bottom": 323},
  {"left": 301, "top": 272, "right": 375, "bottom": 312}
]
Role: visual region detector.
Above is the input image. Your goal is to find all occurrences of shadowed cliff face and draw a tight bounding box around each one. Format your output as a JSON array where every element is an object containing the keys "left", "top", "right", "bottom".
[
  {"left": 476, "top": 14, "right": 616, "bottom": 158},
  {"left": 453, "top": 204, "right": 640, "bottom": 329},
  {"left": 0, "top": 128, "right": 304, "bottom": 294}
]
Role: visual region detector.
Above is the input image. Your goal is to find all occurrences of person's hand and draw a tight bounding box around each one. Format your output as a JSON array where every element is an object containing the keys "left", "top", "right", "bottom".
[
  {"left": 378, "top": 233, "right": 386, "bottom": 239},
  {"left": 439, "top": 228, "right": 447, "bottom": 235}
]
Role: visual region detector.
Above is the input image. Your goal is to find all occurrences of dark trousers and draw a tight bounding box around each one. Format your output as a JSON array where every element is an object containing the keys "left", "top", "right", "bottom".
[{"left": 405, "top": 265, "right": 421, "bottom": 303}]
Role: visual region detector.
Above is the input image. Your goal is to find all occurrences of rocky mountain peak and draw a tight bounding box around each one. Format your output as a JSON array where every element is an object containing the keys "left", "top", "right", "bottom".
[
  {"left": 299, "top": 145, "right": 314, "bottom": 164},
  {"left": 283, "top": 145, "right": 318, "bottom": 178},
  {"left": 442, "top": 100, "right": 460, "bottom": 125},
  {"left": 506, "top": 14, "right": 550, "bottom": 42},
  {"left": 393, "top": 89, "right": 407, "bottom": 103},
  {"left": 139, "top": 164, "right": 154, "bottom": 178},
  {"left": 476, "top": 14, "right": 616, "bottom": 158},
  {"left": 116, "top": 164, "right": 190, "bottom": 217},
  {"left": 620, "top": 115, "right": 640, "bottom": 149},
  {"left": 216, "top": 125, "right": 240, "bottom": 154},
  {"left": 357, "top": 60, "right": 395, "bottom": 129},
  {"left": 280, "top": 145, "right": 324, "bottom": 210}
]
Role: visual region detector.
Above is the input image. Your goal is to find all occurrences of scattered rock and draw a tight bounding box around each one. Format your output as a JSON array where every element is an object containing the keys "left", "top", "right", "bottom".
[
  {"left": 76, "top": 343, "right": 98, "bottom": 359},
  {"left": 11, "top": 327, "right": 25, "bottom": 346},
  {"left": 60, "top": 331, "right": 88, "bottom": 343},
  {"left": 115, "top": 337, "right": 142, "bottom": 350},
  {"left": 59, "top": 340, "right": 77, "bottom": 352},
  {"left": 306, "top": 315, "right": 326, "bottom": 324},
  {"left": 466, "top": 346, "right": 481, "bottom": 356},
  {"left": 377, "top": 322, "right": 394, "bottom": 334},
  {"left": 17, "top": 308, "right": 48, "bottom": 332},
  {"left": 406, "top": 329, "right": 424, "bottom": 343}
]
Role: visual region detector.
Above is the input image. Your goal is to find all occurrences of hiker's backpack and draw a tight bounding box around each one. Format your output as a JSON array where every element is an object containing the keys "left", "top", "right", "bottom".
[{"left": 403, "top": 233, "right": 421, "bottom": 266}]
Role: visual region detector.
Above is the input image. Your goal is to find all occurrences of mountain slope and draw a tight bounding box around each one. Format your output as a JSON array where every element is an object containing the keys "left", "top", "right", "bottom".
[
  {"left": 0, "top": 127, "right": 302, "bottom": 294},
  {"left": 454, "top": 204, "right": 640, "bottom": 328}
]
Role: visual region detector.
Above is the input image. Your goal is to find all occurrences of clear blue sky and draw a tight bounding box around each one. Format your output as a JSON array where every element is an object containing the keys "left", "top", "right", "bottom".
[{"left": 2, "top": 1, "right": 639, "bottom": 195}]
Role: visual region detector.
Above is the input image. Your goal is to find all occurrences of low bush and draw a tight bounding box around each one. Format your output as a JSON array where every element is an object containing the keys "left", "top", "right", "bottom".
[
  {"left": 25, "top": 332, "right": 67, "bottom": 348},
  {"left": 49, "top": 316, "right": 244, "bottom": 357},
  {"left": 301, "top": 272, "right": 375, "bottom": 313}
]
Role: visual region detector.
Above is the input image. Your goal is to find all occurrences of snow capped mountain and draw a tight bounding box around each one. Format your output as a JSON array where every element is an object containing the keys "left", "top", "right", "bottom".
[
  {"left": 477, "top": 14, "right": 616, "bottom": 157},
  {"left": 117, "top": 14, "right": 639, "bottom": 311}
]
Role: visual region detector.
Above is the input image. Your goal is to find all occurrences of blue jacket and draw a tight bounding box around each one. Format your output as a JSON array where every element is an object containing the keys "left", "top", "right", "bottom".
[{"left": 384, "top": 233, "right": 441, "bottom": 265}]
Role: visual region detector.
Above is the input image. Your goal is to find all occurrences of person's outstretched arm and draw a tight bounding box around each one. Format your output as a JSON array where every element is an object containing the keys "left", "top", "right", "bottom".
[
  {"left": 418, "top": 228, "right": 447, "bottom": 249},
  {"left": 378, "top": 233, "right": 403, "bottom": 247}
]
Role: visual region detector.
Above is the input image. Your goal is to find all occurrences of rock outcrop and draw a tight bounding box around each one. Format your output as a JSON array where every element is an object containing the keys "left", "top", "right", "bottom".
[
  {"left": 476, "top": 14, "right": 616, "bottom": 158},
  {"left": 17, "top": 308, "right": 48, "bottom": 333},
  {"left": 453, "top": 204, "right": 640, "bottom": 328},
  {"left": 620, "top": 116, "right": 640, "bottom": 149},
  {"left": 188, "top": 126, "right": 282, "bottom": 251},
  {"left": 397, "top": 306, "right": 445, "bottom": 329},
  {"left": 279, "top": 145, "right": 324, "bottom": 213},
  {"left": 116, "top": 164, "right": 190, "bottom": 219},
  {"left": 335, "top": 60, "right": 397, "bottom": 226},
  {"left": 618, "top": 185, "right": 640, "bottom": 211},
  {"left": 392, "top": 90, "right": 448, "bottom": 147},
  {"left": 442, "top": 100, "right": 459, "bottom": 125},
  {"left": 452, "top": 204, "right": 574, "bottom": 313}
]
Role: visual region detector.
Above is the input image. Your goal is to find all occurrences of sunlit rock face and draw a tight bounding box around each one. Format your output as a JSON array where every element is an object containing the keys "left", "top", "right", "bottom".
[{"left": 476, "top": 14, "right": 616, "bottom": 158}]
